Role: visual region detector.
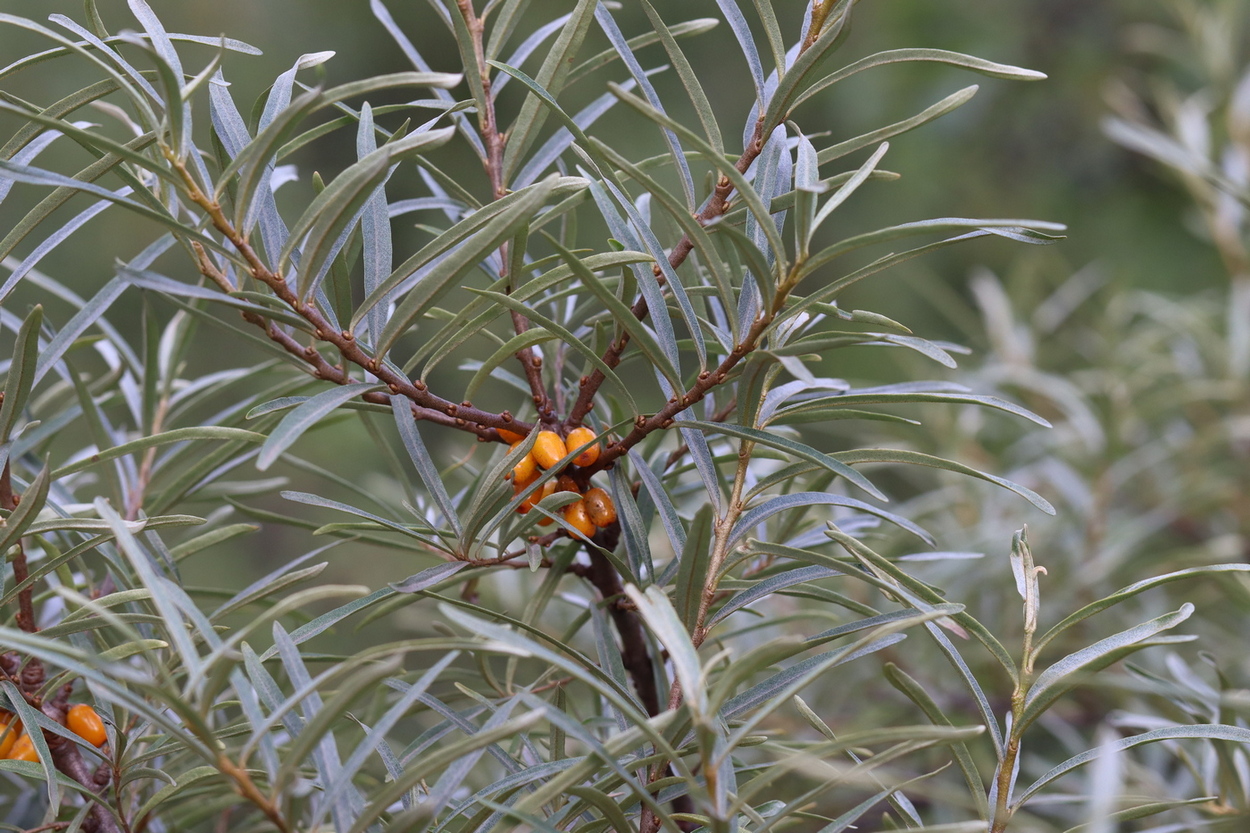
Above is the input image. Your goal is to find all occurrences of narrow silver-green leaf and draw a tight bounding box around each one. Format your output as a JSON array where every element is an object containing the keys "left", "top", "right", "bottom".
[{"left": 257, "top": 383, "right": 384, "bottom": 471}]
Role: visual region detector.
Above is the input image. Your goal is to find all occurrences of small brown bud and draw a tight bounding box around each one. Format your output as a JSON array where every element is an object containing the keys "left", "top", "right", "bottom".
[
  {"left": 413, "top": 380, "right": 427, "bottom": 391},
  {"left": 341, "top": 330, "right": 353, "bottom": 340},
  {"left": 501, "top": 410, "right": 514, "bottom": 422},
  {"left": 388, "top": 383, "right": 400, "bottom": 393}
]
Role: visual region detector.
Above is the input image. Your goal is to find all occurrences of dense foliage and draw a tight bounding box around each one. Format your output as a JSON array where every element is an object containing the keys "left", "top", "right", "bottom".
[{"left": 0, "top": 1, "right": 1247, "bottom": 831}]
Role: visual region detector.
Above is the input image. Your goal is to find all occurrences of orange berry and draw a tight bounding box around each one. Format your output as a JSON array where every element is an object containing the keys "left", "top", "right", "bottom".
[
  {"left": 510, "top": 442, "right": 538, "bottom": 483},
  {"left": 584, "top": 487, "right": 617, "bottom": 527},
  {"left": 517, "top": 478, "right": 556, "bottom": 513},
  {"left": 563, "top": 500, "right": 596, "bottom": 539},
  {"left": 67, "top": 704, "right": 107, "bottom": 747},
  {"left": 537, "top": 514, "right": 555, "bottom": 526},
  {"left": 497, "top": 427, "right": 526, "bottom": 444},
  {"left": 556, "top": 475, "right": 580, "bottom": 494},
  {"left": 0, "top": 715, "right": 20, "bottom": 759},
  {"left": 566, "top": 426, "right": 600, "bottom": 467},
  {"left": 9, "top": 733, "right": 36, "bottom": 762},
  {"left": 532, "top": 431, "right": 567, "bottom": 469}
]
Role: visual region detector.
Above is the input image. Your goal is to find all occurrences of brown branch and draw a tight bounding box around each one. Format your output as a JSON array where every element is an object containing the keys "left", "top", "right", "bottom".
[
  {"left": 179, "top": 167, "right": 532, "bottom": 443},
  {"left": 12, "top": 542, "right": 36, "bottom": 634},
  {"left": 218, "top": 755, "right": 294, "bottom": 833},
  {"left": 456, "top": 0, "right": 557, "bottom": 424},
  {"left": 577, "top": 530, "right": 696, "bottom": 831},
  {"left": 589, "top": 313, "right": 773, "bottom": 475}
]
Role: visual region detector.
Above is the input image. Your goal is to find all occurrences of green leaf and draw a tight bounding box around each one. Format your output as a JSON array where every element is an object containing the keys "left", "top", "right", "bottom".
[
  {"left": 625, "top": 584, "right": 706, "bottom": 717},
  {"left": 257, "top": 383, "right": 384, "bottom": 471},
  {"left": 391, "top": 561, "right": 470, "bottom": 594},
  {"left": 794, "top": 48, "right": 1045, "bottom": 113},
  {"left": 818, "top": 85, "right": 979, "bottom": 165},
  {"left": 0, "top": 304, "right": 41, "bottom": 442},
  {"left": 639, "top": 2, "right": 723, "bottom": 153},
  {"left": 0, "top": 463, "right": 50, "bottom": 556},
  {"left": 53, "top": 426, "right": 265, "bottom": 477},
  {"left": 774, "top": 389, "right": 1051, "bottom": 427},
  {"left": 675, "top": 419, "right": 885, "bottom": 501},
  {"left": 1019, "top": 605, "right": 1195, "bottom": 729},
  {"left": 674, "top": 505, "right": 714, "bottom": 632},
  {"left": 389, "top": 395, "right": 463, "bottom": 539},
  {"left": 883, "top": 663, "right": 989, "bottom": 819},
  {"left": 1013, "top": 724, "right": 1250, "bottom": 809},
  {"left": 832, "top": 448, "right": 1055, "bottom": 515}
]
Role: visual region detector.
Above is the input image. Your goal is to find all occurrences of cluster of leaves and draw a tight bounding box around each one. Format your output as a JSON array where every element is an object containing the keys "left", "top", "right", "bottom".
[{"left": 0, "top": 0, "right": 1246, "bottom": 831}]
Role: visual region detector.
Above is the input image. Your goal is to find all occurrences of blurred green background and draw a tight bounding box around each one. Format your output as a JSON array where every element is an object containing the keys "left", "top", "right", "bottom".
[{"left": 0, "top": 0, "right": 1226, "bottom": 629}]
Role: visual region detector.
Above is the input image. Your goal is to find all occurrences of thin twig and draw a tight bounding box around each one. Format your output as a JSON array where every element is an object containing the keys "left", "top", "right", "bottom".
[
  {"left": 455, "top": 0, "right": 557, "bottom": 423},
  {"left": 177, "top": 161, "right": 530, "bottom": 442},
  {"left": 218, "top": 755, "right": 294, "bottom": 833}
]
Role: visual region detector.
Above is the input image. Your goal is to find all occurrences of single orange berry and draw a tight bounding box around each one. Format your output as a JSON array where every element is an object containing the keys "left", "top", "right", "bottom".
[
  {"left": 532, "top": 431, "right": 567, "bottom": 469},
  {"left": 566, "top": 426, "right": 600, "bottom": 467},
  {"left": 67, "top": 704, "right": 107, "bottom": 747},
  {"left": 9, "top": 733, "right": 36, "bottom": 762},
  {"left": 556, "top": 475, "right": 580, "bottom": 494},
  {"left": 563, "top": 500, "right": 596, "bottom": 539},
  {"left": 497, "top": 427, "right": 526, "bottom": 444},
  {"left": 584, "top": 487, "right": 617, "bottom": 527},
  {"left": 511, "top": 442, "right": 538, "bottom": 483},
  {"left": 0, "top": 715, "right": 20, "bottom": 759}
]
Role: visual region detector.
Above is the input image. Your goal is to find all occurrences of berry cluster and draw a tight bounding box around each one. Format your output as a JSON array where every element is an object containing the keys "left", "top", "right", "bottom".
[
  {"left": 502, "top": 427, "right": 618, "bottom": 538},
  {"left": 0, "top": 704, "right": 107, "bottom": 762}
]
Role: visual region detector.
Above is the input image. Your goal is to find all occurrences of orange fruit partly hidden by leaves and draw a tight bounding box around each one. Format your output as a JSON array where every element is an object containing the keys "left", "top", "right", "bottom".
[
  {"left": 513, "top": 470, "right": 539, "bottom": 513},
  {"left": 67, "top": 704, "right": 107, "bottom": 747},
  {"left": 556, "top": 475, "right": 580, "bottom": 493},
  {"left": 584, "top": 487, "right": 617, "bottom": 527},
  {"left": 518, "top": 478, "right": 556, "bottom": 512},
  {"left": 0, "top": 715, "right": 20, "bottom": 758},
  {"left": 566, "top": 426, "right": 600, "bottom": 467},
  {"left": 563, "top": 500, "right": 596, "bottom": 538},
  {"left": 532, "top": 431, "right": 567, "bottom": 469},
  {"left": 510, "top": 442, "right": 538, "bottom": 483},
  {"left": 9, "top": 733, "right": 36, "bottom": 762},
  {"left": 497, "top": 427, "right": 526, "bottom": 444}
]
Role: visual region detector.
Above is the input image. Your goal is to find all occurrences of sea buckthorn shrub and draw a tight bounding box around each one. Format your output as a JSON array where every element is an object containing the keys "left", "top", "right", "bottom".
[{"left": 1, "top": 0, "right": 1248, "bottom": 831}]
